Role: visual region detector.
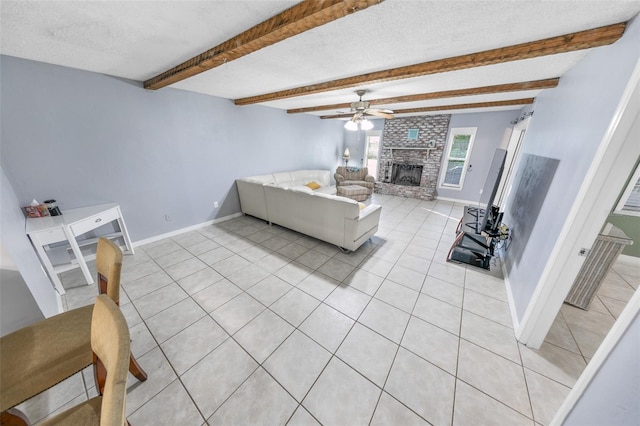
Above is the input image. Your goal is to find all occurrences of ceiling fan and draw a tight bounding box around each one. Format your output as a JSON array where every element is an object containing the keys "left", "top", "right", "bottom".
[{"left": 343, "top": 90, "right": 394, "bottom": 131}]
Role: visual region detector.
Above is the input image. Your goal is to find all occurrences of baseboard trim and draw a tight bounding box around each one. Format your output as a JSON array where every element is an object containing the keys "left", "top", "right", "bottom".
[
  {"left": 618, "top": 253, "right": 640, "bottom": 266},
  {"left": 435, "top": 196, "right": 480, "bottom": 206},
  {"left": 132, "top": 212, "right": 243, "bottom": 247},
  {"left": 499, "top": 251, "right": 521, "bottom": 332}
]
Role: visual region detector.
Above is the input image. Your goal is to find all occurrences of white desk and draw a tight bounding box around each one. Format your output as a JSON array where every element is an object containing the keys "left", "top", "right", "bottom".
[{"left": 26, "top": 203, "right": 134, "bottom": 295}]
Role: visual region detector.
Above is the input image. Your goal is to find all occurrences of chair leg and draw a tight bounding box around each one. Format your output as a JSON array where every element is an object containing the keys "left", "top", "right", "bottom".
[
  {"left": 129, "top": 353, "right": 148, "bottom": 382},
  {"left": 1, "top": 408, "right": 30, "bottom": 425}
]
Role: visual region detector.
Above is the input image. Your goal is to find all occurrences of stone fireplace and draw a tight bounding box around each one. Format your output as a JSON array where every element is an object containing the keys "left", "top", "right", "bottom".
[{"left": 375, "top": 115, "right": 451, "bottom": 200}]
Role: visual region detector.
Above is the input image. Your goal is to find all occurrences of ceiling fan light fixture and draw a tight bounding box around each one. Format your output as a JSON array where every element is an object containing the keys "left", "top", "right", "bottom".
[
  {"left": 360, "top": 118, "right": 374, "bottom": 130},
  {"left": 344, "top": 120, "right": 359, "bottom": 131}
]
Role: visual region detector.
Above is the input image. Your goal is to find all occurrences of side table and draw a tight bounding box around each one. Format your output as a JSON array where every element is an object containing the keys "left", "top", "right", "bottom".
[{"left": 26, "top": 203, "right": 134, "bottom": 295}]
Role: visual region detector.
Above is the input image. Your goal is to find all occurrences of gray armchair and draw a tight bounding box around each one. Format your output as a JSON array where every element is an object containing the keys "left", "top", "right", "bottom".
[{"left": 334, "top": 166, "right": 375, "bottom": 194}]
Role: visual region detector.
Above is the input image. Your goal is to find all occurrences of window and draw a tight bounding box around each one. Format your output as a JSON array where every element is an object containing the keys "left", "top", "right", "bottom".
[
  {"left": 440, "top": 127, "right": 477, "bottom": 189},
  {"left": 365, "top": 131, "right": 381, "bottom": 179},
  {"left": 614, "top": 163, "right": 640, "bottom": 216}
]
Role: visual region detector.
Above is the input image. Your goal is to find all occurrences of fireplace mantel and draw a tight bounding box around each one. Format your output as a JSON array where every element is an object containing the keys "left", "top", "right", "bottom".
[{"left": 386, "top": 146, "right": 435, "bottom": 151}]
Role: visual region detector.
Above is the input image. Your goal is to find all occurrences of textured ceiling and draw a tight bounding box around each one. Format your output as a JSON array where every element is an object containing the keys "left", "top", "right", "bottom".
[{"left": 2, "top": 0, "right": 640, "bottom": 119}]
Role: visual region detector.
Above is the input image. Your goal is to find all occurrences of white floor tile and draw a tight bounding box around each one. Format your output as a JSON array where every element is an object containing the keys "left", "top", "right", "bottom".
[
  {"left": 211, "top": 292, "right": 265, "bottom": 334},
  {"left": 370, "top": 392, "right": 429, "bottom": 426},
  {"left": 299, "top": 303, "right": 355, "bottom": 353},
  {"left": 161, "top": 316, "right": 228, "bottom": 374},
  {"left": 324, "top": 284, "right": 372, "bottom": 319},
  {"left": 208, "top": 368, "right": 297, "bottom": 425},
  {"left": 336, "top": 323, "right": 398, "bottom": 387},
  {"left": 413, "top": 293, "right": 461, "bottom": 335},
  {"left": 457, "top": 340, "right": 531, "bottom": 418},
  {"left": 303, "top": 357, "right": 381, "bottom": 425},
  {"left": 263, "top": 330, "right": 332, "bottom": 401},
  {"left": 385, "top": 348, "right": 455, "bottom": 426},
  {"left": 402, "top": 315, "right": 459, "bottom": 374},
  {"left": 234, "top": 309, "right": 294, "bottom": 363},
  {"left": 358, "top": 298, "right": 410, "bottom": 344},
  {"left": 270, "top": 287, "right": 320, "bottom": 326},
  {"left": 181, "top": 339, "right": 257, "bottom": 419},
  {"left": 44, "top": 195, "right": 613, "bottom": 426},
  {"left": 453, "top": 380, "right": 533, "bottom": 426}
]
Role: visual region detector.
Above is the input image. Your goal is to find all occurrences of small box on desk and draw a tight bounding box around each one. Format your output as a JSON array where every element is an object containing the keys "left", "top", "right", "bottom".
[{"left": 22, "top": 205, "right": 51, "bottom": 218}]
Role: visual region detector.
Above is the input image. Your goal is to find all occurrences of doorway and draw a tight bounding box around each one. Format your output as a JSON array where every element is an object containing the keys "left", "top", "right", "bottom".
[
  {"left": 497, "top": 116, "right": 530, "bottom": 209},
  {"left": 365, "top": 130, "right": 381, "bottom": 177}
]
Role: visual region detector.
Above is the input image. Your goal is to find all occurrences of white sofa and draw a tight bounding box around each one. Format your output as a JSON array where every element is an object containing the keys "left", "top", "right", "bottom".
[{"left": 236, "top": 170, "right": 382, "bottom": 251}]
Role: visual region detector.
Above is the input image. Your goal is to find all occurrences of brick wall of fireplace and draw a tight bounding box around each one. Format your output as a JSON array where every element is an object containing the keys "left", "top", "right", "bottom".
[{"left": 375, "top": 115, "right": 451, "bottom": 200}]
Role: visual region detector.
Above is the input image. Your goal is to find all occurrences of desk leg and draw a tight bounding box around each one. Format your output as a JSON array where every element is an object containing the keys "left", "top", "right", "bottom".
[
  {"left": 29, "top": 235, "right": 66, "bottom": 296},
  {"left": 116, "top": 206, "right": 135, "bottom": 255},
  {"left": 63, "top": 228, "right": 94, "bottom": 286}
]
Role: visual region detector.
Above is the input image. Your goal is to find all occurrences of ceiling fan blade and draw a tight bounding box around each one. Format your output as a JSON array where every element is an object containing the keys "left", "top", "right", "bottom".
[{"left": 366, "top": 109, "right": 394, "bottom": 119}]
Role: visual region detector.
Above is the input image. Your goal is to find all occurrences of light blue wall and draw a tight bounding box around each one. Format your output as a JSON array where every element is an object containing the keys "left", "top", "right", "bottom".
[
  {"left": 564, "top": 311, "right": 640, "bottom": 425},
  {"left": 502, "top": 16, "right": 640, "bottom": 322},
  {"left": 438, "top": 111, "right": 517, "bottom": 202},
  {"left": 0, "top": 55, "right": 345, "bottom": 242}
]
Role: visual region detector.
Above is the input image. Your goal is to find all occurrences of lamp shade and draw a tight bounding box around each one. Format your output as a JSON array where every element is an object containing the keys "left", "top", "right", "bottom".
[
  {"left": 360, "top": 119, "right": 374, "bottom": 130},
  {"left": 344, "top": 120, "right": 358, "bottom": 131},
  {"left": 343, "top": 148, "right": 351, "bottom": 158}
]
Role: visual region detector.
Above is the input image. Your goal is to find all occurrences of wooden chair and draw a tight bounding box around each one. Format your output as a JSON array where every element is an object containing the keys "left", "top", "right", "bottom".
[
  {"left": 0, "top": 238, "right": 146, "bottom": 424},
  {"left": 39, "top": 295, "right": 131, "bottom": 425},
  {"left": 94, "top": 238, "right": 147, "bottom": 382}
]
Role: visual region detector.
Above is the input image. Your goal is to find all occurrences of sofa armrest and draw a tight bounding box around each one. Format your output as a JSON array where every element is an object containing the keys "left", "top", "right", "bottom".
[
  {"left": 343, "top": 204, "right": 382, "bottom": 250},
  {"left": 236, "top": 179, "right": 269, "bottom": 221},
  {"left": 334, "top": 173, "right": 345, "bottom": 183},
  {"left": 365, "top": 175, "right": 375, "bottom": 183},
  {"left": 358, "top": 204, "right": 382, "bottom": 221}
]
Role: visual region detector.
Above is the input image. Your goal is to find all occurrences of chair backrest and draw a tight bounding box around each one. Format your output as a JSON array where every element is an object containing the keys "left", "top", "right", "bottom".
[
  {"left": 91, "top": 295, "right": 130, "bottom": 426},
  {"left": 336, "top": 166, "right": 369, "bottom": 180},
  {"left": 96, "top": 238, "right": 123, "bottom": 305}
]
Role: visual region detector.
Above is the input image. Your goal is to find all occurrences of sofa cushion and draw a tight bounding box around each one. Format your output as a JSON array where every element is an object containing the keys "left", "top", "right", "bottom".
[
  {"left": 315, "top": 186, "right": 337, "bottom": 195},
  {"left": 244, "top": 174, "right": 276, "bottom": 184},
  {"left": 273, "top": 172, "right": 293, "bottom": 185},
  {"left": 292, "top": 170, "right": 331, "bottom": 187},
  {"left": 290, "top": 185, "right": 314, "bottom": 193}
]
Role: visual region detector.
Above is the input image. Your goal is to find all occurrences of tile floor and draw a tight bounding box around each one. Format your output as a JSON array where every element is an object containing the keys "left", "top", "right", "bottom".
[{"left": 15, "top": 194, "right": 638, "bottom": 425}]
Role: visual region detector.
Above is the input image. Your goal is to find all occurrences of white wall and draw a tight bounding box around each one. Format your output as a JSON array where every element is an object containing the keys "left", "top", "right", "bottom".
[
  {"left": 563, "top": 312, "right": 640, "bottom": 425},
  {"left": 1, "top": 168, "right": 59, "bottom": 321},
  {"left": 502, "top": 16, "right": 640, "bottom": 322}
]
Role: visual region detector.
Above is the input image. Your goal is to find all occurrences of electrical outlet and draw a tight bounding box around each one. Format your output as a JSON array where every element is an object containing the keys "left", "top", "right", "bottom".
[
  {"left": 214, "top": 201, "right": 219, "bottom": 208},
  {"left": 164, "top": 214, "right": 172, "bottom": 222}
]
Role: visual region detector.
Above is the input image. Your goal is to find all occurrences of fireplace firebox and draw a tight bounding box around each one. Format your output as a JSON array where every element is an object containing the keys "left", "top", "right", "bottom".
[{"left": 391, "top": 163, "right": 423, "bottom": 186}]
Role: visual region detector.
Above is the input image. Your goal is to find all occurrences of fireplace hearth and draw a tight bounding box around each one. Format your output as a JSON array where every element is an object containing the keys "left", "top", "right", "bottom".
[{"left": 391, "top": 163, "right": 423, "bottom": 186}]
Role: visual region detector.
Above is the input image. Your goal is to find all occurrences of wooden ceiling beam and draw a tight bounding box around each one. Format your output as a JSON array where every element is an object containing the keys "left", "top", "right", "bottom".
[
  {"left": 236, "top": 22, "right": 625, "bottom": 105},
  {"left": 319, "top": 98, "right": 535, "bottom": 119},
  {"left": 287, "top": 78, "right": 559, "bottom": 114},
  {"left": 144, "top": 0, "right": 385, "bottom": 90}
]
